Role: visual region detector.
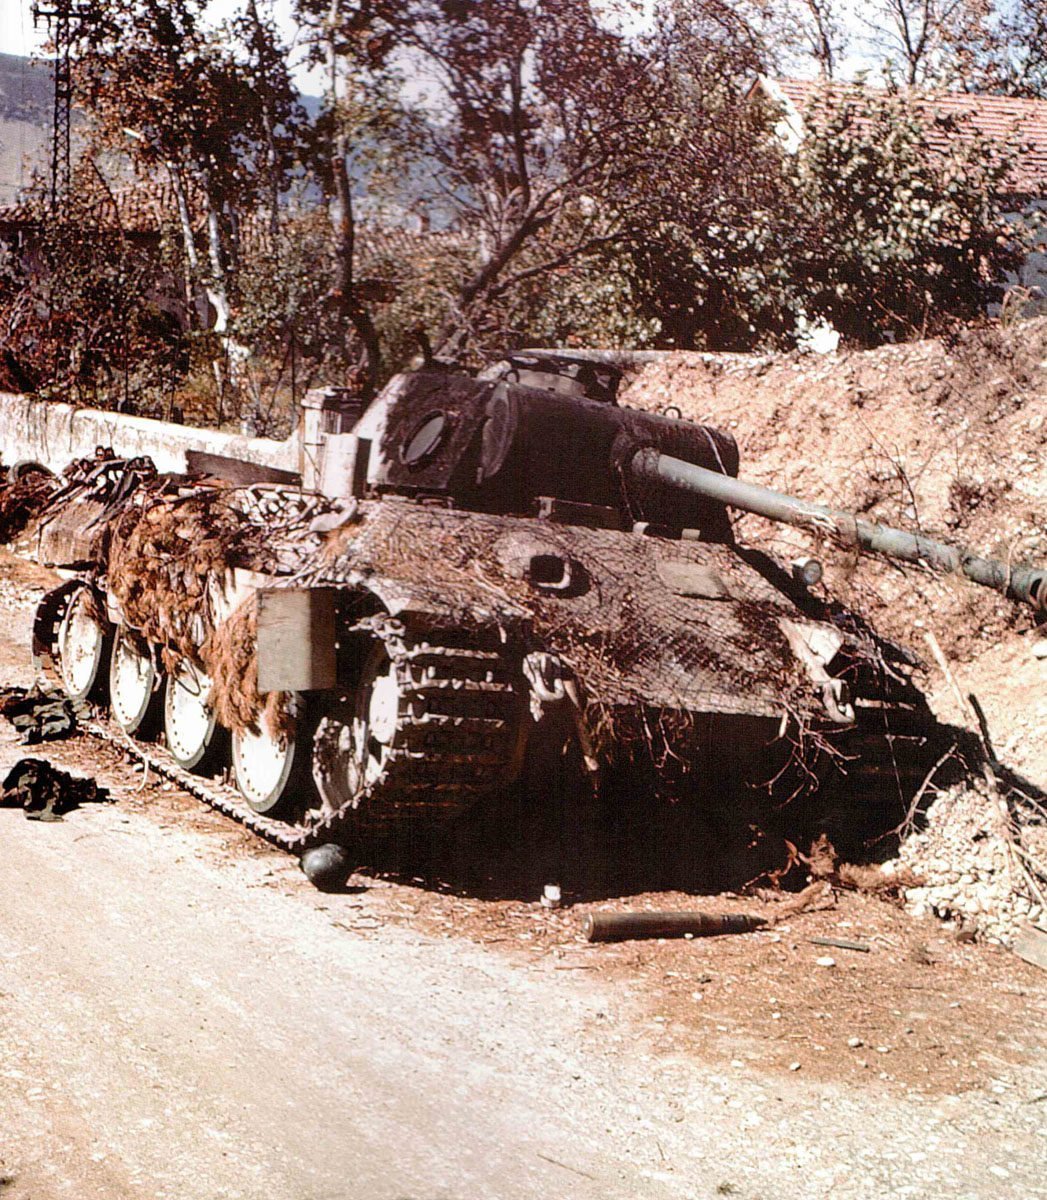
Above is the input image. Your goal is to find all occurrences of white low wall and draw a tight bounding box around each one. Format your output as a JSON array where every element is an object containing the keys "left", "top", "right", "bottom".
[{"left": 0, "top": 392, "right": 301, "bottom": 476}]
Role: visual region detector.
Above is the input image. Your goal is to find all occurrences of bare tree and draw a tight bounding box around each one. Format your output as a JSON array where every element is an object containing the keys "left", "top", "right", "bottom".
[
  {"left": 789, "top": 0, "right": 849, "bottom": 77},
  {"left": 973, "top": 0, "right": 1047, "bottom": 96},
  {"left": 865, "top": 0, "right": 993, "bottom": 86},
  {"left": 294, "top": 0, "right": 403, "bottom": 393},
  {"left": 388, "top": 0, "right": 659, "bottom": 359},
  {"left": 76, "top": 0, "right": 302, "bottom": 395}
]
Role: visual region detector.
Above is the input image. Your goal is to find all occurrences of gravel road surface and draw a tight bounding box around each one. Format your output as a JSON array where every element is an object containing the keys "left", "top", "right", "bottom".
[{"left": 1, "top": 559, "right": 1045, "bottom": 1200}]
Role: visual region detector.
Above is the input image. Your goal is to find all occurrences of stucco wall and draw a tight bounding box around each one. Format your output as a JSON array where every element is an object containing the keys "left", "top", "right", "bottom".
[{"left": 0, "top": 392, "right": 301, "bottom": 476}]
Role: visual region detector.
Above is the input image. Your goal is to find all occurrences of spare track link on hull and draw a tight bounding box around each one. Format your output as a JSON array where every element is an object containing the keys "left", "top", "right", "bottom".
[{"left": 85, "top": 617, "right": 526, "bottom": 855}]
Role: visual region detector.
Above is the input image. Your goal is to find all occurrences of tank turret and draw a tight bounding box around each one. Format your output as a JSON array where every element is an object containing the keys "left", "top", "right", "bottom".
[
  {"left": 342, "top": 359, "right": 1047, "bottom": 614},
  {"left": 347, "top": 363, "right": 738, "bottom": 540}
]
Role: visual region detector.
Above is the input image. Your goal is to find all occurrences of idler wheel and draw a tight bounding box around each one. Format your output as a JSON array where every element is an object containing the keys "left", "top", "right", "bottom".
[
  {"left": 56, "top": 586, "right": 111, "bottom": 704},
  {"left": 232, "top": 695, "right": 310, "bottom": 817},
  {"left": 108, "top": 627, "right": 161, "bottom": 737},
  {"left": 300, "top": 843, "right": 353, "bottom": 891},
  {"left": 163, "top": 660, "right": 226, "bottom": 773}
]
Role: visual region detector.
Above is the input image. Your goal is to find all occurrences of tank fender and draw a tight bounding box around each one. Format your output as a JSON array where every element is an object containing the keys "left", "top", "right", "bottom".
[{"left": 779, "top": 618, "right": 855, "bottom": 725}]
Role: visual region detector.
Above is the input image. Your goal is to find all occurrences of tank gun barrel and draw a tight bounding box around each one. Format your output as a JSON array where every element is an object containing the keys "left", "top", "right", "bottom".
[{"left": 630, "top": 448, "right": 1047, "bottom": 614}]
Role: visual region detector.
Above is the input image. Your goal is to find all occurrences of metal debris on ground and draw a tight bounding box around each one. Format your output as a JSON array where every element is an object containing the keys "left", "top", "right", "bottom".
[
  {"left": 1012, "top": 924, "right": 1047, "bottom": 972},
  {"left": 810, "top": 935, "right": 872, "bottom": 953},
  {"left": 299, "top": 843, "right": 354, "bottom": 891},
  {"left": 1, "top": 758, "right": 109, "bottom": 821},
  {"left": 582, "top": 910, "right": 767, "bottom": 943},
  {"left": 0, "top": 685, "right": 84, "bottom": 743}
]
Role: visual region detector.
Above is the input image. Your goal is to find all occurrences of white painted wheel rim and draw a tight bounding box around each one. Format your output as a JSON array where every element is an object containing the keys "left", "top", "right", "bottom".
[
  {"left": 233, "top": 718, "right": 296, "bottom": 811},
  {"left": 109, "top": 629, "right": 154, "bottom": 731},
  {"left": 349, "top": 651, "right": 400, "bottom": 793},
  {"left": 311, "top": 647, "right": 402, "bottom": 816},
  {"left": 58, "top": 590, "right": 105, "bottom": 700},
  {"left": 164, "top": 662, "right": 215, "bottom": 765}
]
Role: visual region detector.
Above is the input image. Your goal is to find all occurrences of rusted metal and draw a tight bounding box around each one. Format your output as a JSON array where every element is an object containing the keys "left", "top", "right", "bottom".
[
  {"left": 1, "top": 353, "right": 961, "bottom": 869},
  {"left": 810, "top": 935, "right": 872, "bottom": 953},
  {"left": 582, "top": 911, "right": 767, "bottom": 942}
]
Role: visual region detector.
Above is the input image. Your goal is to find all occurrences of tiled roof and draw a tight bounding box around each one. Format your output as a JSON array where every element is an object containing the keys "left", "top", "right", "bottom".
[
  {"left": 768, "top": 77, "right": 1047, "bottom": 197},
  {"left": 0, "top": 174, "right": 190, "bottom": 235},
  {"left": 0, "top": 177, "right": 470, "bottom": 265},
  {"left": 356, "top": 224, "right": 468, "bottom": 268}
]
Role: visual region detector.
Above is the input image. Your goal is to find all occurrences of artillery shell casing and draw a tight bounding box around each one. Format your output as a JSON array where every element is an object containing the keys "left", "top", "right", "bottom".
[{"left": 582, "top": 911, "right": 767, "bottom": 943}]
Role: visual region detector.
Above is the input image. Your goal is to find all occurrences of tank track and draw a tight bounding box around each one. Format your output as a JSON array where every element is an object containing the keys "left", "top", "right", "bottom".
[
  {"left": 301, "top": 615, "right": 526, "bottom": 846},
  {"left": 86, "top": 715, "right": 306, "bottom": 849},
  {"left": 74, "top": 617, "right": 942, "bottom": 863},
  {"left": 83, "top": 615, "right": 526, "bottom": 856},
  {"left": 805, "top": 708, "right": 952, "bottom": 855}
]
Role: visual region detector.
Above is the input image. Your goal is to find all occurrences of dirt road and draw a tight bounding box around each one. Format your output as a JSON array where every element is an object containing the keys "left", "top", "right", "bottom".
[{"left": 1, "top": 557, "right": 1046, "bottom": 1200}]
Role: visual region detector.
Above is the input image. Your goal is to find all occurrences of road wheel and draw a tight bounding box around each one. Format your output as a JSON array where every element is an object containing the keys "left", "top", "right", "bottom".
[
  {"left": 56, "top": 586, "right": 110, "bottom": 704},
  {"left": 312, "top": 643, "right": 401, "bottom": 817},
  {"left": 163, "top": 659, "right": 226, "bottom": 773},
  {"left": 232, "top": 695, "right": 311, "bottom": 817},
  {"left": 108, "top": 626, "right": 162, "bottom": 738}
]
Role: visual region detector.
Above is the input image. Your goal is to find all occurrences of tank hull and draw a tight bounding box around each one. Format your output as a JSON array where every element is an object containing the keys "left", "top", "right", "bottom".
[{"left": 0, "top": 366, "right": 948, "bottom": 872}]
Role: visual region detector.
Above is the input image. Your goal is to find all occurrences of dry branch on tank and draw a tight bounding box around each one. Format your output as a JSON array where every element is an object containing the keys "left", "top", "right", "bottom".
[{"left": 0, "top": 468, "right": 58, "bottom": 543}]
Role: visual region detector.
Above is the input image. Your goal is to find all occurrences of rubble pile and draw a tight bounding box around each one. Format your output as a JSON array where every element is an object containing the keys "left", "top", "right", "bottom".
[{"left": 886, "top": 779, "right": 1047, "bottom": 945}]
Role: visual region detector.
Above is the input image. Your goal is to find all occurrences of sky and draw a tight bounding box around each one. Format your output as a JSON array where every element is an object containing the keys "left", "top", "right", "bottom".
[
  {"left": 2, "top": 0, "right": 323, "bottom": 87},
  {"left": 3, "top": 0, "right": 877, "bottom": 90}
]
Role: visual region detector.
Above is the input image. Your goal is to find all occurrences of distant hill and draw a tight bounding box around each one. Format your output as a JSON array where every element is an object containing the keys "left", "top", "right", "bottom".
[
  {"left": 0, "top": 53, "right": 335, "bottom": 209},
  {"left": 0, "top": 53, "right": 52, "bottom": 204},
  {"left": 0, "top": 52, "right": 51, "bottom": 122}
]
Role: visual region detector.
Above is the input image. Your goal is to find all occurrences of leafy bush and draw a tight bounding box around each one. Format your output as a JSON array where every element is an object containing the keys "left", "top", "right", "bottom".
[
  {"left": 615, "top": 82, "right": 1023, "bottom": 350},
  {"left": 788, "top": 87, "right": 1022, "bottom": 343},
  {"left": 0, "top": 184, "right": 189, "bottom": 406}
]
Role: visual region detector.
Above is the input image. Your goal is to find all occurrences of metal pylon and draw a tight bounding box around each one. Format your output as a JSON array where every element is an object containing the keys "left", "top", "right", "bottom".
[{"left": 31, "top": 0, "right": 92, "bottom": 210}]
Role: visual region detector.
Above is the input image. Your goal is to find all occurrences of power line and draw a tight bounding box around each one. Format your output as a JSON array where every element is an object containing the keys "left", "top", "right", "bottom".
[{"left": 30, "top": 0, "right": 93, "bottom": 210}]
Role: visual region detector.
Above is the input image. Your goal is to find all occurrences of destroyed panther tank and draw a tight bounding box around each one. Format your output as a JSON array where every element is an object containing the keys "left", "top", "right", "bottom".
[{"left": 2, "top": 354, "right": 1044, "bottom": 866}]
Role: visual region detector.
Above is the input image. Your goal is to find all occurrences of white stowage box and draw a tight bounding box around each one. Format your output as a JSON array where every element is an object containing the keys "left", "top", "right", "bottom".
[
  {"left": 319, "top": 433, "right": 370, "bottom": 499},
  {"left": 256, "top": 588, "right": 337, "bottom": 693}
]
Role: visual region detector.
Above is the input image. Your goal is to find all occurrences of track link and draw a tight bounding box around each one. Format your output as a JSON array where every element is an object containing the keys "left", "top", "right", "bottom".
[
  {"left": 301, "top": 618, "right": 526, "bottom": 846},
  {"left": 86, "top": 716, "right": 306, "bottom": 850}
]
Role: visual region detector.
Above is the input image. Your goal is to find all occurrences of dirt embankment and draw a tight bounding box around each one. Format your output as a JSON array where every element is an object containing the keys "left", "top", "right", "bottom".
[{"left": 622, "top": 318, "right": 1047, "bottom": 792}]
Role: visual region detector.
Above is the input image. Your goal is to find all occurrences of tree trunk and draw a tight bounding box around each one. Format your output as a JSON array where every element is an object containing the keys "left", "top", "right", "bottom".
[{"left": 325, "top": 0, "right": 381, "bottom": 398}]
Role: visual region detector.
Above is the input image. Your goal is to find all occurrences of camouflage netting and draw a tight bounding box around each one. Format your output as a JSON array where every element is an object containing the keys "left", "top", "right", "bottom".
[
  {"left": 306, "top": 499, "right": 909, "bottom": 780},
  {"left": 106, "top": 485, "right": 269, "bottom": 669},
  {"left": 19, "top": 458, "right": 911, "bottom": 782},
  {"left": 103, "top": 481, "right": 327, "bottom": 735}
]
